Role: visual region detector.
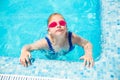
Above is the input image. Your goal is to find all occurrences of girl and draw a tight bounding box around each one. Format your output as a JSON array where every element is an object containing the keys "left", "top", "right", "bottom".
[{"left": 20, "top": 13, "right": 94, "bottom": 67}]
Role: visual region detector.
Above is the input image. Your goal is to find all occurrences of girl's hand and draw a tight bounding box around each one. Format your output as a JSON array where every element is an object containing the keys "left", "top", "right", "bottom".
[
  {"left": 80, "top": 54, "right": 94, "bottom": 68},
  {"left": 20, "top": 51, "right": 31, "bottom": 67}
]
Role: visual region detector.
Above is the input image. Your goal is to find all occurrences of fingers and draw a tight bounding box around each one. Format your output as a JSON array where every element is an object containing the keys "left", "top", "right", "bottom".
[
  {"left": 85, "top": 59, "right": 94, "bottom": 68},
  {"left": 20, "top": 51, "right": 31, "bottom": 67},
  {"left": 83, "top": 59, "right": 87, "bottom": 66},
  {"left": 20, "top": 58, "right": 27, "bottom": 67},
  {"left": 25, "top": 57, "right": 31, "bottom": 66},
  {"left": 80, "top": 56, "right": 94, "bottom": 68},
  {"left": 90, "top": 59, "right": 94, "bottom": 68},
  {"left": 20, "top": 57, "right": 31, "bottom": 67}
]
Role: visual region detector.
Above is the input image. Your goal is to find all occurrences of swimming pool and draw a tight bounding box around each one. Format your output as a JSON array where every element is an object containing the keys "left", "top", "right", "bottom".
[
  {"left": 0, "top": 0, "right": 101, "bottom": 61},
  {"left": 0, "top": 0, "right": 120, "bottom": 80}
]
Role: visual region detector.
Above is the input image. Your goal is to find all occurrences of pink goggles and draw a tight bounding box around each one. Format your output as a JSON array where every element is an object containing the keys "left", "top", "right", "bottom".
[{"left": 48, "top": 20, "right": 66, "bottom": 28}]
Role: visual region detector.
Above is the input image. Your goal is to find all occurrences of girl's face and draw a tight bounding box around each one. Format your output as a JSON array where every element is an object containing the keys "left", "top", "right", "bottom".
[{"left": 48, "top": 14, "right": 67, "bottom": 37}]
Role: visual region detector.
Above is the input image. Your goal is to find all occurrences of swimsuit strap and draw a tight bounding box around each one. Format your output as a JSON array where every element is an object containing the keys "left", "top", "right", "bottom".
[
  {"left": 68, "top": 31, "right": 73, "bottom": 51},
  {"left": 45, "top": 37, "right": 55, "bottom": 53}
]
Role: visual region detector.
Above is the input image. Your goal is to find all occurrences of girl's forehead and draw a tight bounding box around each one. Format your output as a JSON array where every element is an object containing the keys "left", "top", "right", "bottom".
[{"left": 50, "top": 15, "right": 64, "bottom": 21}]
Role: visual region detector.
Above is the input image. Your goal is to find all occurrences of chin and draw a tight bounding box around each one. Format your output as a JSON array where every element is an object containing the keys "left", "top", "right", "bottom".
[
  {"left": 55, "top": 31, "right": 66, "bottom": 36},
  {"left": 56, "top": 32, "right": 63, "bottom": 36}
]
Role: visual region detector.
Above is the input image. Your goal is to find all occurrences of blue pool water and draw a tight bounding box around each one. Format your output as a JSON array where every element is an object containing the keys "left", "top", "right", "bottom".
[
  {"left": 0, "top": 0, "right": 120, "bottom": 80},
  {"left": 0, "top": 0, "right": 101, "bottom": 61}
]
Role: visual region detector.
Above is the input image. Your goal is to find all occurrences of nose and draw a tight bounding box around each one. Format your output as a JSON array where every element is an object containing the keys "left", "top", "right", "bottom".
[
  {"left": 57, "top": 25, "right": 61, "bottom": 28},
  {"left": 56, "top": 23, "right": 61, "bottom": 28}
]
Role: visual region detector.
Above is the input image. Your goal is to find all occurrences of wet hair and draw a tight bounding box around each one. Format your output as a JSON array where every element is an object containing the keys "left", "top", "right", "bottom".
[{"left": 47, "top": 13, "right": 65, "bottom": 26}]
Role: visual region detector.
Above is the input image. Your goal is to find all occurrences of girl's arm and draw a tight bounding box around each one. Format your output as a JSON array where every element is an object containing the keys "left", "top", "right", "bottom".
[
  {"left": 72, "top": 33, "right": 94, "bottom": 67},
  {"left": 20, "top": 39, "right": 48, "bottom": 67}
]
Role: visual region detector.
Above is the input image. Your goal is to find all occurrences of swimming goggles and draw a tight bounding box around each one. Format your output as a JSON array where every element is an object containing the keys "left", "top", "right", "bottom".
[{"left": 48, "top": 20, "right": 66, "bottom": 28}]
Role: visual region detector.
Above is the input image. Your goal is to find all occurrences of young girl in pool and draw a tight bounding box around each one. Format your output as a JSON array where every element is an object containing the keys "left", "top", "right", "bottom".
[{"left": 20, "top": 13, "right": 94, "bottom": 67}]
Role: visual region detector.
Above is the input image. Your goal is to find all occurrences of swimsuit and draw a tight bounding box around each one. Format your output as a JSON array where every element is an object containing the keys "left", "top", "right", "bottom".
[{"left": 45, "top": 31, "right": 74, "bottom": 59}]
